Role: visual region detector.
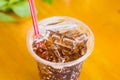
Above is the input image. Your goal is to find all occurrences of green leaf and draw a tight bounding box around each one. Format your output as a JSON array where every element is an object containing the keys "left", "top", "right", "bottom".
[
  {"left": 8, "top": 0, "right": 20, "bottom": 4},
  {"left": 11, "top": 1, "right": 31, "bottom": 17},
  {"left": 42, "top": 0, "right": 53, "bottom": 4},
  {"left": 0, "top": 0, "right": 11, "bottom": 12},
  {"left": 0, "top": 12, "right": 16, "bottom": 22},
  {"left": 0, "top": 0, "right": 8, "bottom": 7},
  {"left": 0, "top": 5, "right": 11, "bottom": 12}
]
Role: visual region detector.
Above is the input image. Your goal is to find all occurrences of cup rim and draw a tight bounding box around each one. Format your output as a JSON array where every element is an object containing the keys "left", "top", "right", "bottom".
[{"left": 27, "top": 16, "right": 94, "bottom": 69}]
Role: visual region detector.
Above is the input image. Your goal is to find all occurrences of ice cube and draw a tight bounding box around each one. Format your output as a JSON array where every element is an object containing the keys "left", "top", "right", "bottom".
[
  {"left": 75, "top": 33, "right": 88, "bottom": 43},
  {"left": 62, "top": 37, "right": 75, "bottom": 49},
  {"left": 34, "top": 28, "right": 88, "bottom": 63}
]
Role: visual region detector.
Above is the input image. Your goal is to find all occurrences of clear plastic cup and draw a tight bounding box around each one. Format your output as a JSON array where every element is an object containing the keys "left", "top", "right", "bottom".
[{"left": 27, "top": 16, "right": 94, "bottom": 80}]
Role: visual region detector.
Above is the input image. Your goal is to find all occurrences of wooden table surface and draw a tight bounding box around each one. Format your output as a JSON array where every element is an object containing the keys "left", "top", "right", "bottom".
[{"left": 0, "top": 0, "right": 120, "bottom": 80}]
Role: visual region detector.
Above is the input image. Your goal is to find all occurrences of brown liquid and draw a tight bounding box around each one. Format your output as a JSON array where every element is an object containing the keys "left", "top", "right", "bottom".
[
  {"left": 32, "top": 29, "right": 88, "bottom": 80},
  {"left": 32, "top": 30, "right": 88, "bottom": 63},
  {"left": 38, "top": 61, "right": 83, "bottom": 80}
]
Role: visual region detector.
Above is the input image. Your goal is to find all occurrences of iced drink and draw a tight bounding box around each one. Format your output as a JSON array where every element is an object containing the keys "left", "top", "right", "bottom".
[{"left": 27, "top": 16, "right": 94, "bottom": 80}]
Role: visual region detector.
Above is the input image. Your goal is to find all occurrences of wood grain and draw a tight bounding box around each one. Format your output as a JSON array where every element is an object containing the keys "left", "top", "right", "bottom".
[{"left": 0, "top": 0, "right": 120, "bottom": 80}]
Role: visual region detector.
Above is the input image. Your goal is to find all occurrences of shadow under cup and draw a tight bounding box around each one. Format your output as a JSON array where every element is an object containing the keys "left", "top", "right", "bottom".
[{"left": 27, "top": 16, "right": 94, "bottom": 80}]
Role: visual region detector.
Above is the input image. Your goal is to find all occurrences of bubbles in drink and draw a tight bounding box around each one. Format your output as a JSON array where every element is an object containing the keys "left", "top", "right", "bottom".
[{"left": 38, "top": 62, "right": 83, "bottom": 80}]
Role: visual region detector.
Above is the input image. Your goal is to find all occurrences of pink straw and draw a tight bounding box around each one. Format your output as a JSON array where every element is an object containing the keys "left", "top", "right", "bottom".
[{"left": 28, "top": 0, "right": 41, "bottom": 38}]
